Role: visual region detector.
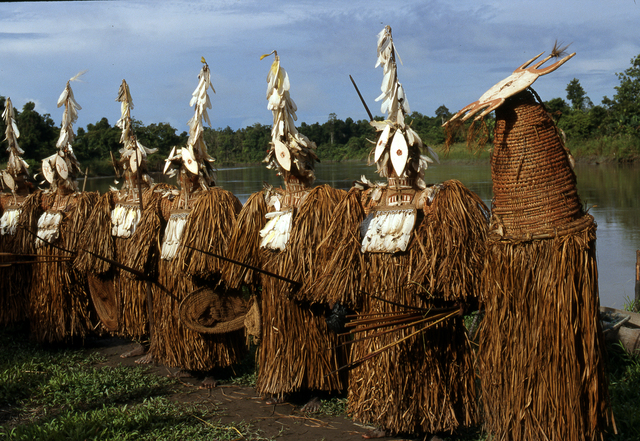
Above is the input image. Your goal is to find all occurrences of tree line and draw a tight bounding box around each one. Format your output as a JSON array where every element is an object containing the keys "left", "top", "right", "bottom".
[{"left": 2, "top": 53, "right": 640, "bottom": 175}]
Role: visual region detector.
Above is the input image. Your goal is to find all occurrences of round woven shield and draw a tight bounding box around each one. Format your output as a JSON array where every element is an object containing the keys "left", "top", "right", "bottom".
[
  {"left": 179, "top": 287, "right": 247, "bottom": 334},
  {"left": 491, "top": 89, "right": 583, "bottom": 236},
  {"left": 88, "top": 274, "right": 119, "bottom": 331}
]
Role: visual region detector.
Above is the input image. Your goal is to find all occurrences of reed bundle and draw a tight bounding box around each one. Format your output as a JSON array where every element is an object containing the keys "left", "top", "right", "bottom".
[
  {"left": 222, "top": 191, "right": 268, "bottom": 289},
  {"left": 29, "top": 191, "right": 98, "bottom": 343},
  {"left": 149, "top": 189, "right": 246, "bottom": 371},
  {"left": 478, "top": 90, "right": 611, "bottom": 441},
  {"left": 255, "top": 184, "right": 347, "bottom": 398}
]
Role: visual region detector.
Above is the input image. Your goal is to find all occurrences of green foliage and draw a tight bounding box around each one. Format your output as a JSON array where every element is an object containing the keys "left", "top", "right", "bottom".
[
  {"left": 566, "top": 78, "right": 592, "bottom": 111},
  {"left": 605, "top": 343, "right": 640, "bottom": 440}
]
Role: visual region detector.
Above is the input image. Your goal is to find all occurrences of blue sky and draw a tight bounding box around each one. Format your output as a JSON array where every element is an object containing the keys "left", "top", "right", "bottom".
[{"left": 1, "top": 0, "right": 639, "bottom": 134}]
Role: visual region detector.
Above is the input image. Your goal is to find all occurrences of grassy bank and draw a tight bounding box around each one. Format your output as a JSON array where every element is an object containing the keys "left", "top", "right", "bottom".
[{"left": 1, "top": 323, "right": 639, "bottom": 440}]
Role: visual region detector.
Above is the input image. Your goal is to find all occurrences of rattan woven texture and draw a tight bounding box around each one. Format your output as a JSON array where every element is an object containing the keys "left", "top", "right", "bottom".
[{"left": 491, "top": 90, "right": 582, "bottom": 236}]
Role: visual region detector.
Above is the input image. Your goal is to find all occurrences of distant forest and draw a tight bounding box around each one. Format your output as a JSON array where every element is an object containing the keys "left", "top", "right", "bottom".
[{"left": 2, "top": 53, "right": 640, "bottom": 175}]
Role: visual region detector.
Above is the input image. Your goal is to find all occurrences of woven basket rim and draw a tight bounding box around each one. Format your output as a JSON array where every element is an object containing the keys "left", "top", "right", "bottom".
[{"left": 178, "top": 286, "right": 247, "bottom": 334}]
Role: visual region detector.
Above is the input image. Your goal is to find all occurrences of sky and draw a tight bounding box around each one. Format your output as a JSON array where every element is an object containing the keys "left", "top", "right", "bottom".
[{"left": 1, "top": 0, "right": 639, "bottom": 135}]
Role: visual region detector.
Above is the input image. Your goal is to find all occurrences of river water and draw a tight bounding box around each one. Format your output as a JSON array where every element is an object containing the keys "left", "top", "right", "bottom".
[{"left": 84, "top": 161, "right": 639, "bottom": 309}]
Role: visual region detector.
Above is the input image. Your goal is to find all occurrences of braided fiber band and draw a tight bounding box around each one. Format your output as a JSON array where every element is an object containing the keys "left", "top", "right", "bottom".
[{"left": 491, "top": 89, "right": 583, "bottom": 236}]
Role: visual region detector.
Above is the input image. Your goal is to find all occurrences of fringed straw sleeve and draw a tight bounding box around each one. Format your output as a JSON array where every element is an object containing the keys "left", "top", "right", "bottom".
[
  {"left": 222, "top": 190, "right": 268, "bottom": 289},
  {"left": 114, "top": 186, "right": 169, "bottom": 339},
  {"left": 256, "top": 184, "right": 348, "bottom": 398},
  {"left": 121, "top": 193, "right": 164, "bottom": 277},
  {"left": 177, "top": 187, "right": 242, "bottom": 279},
  {"left": 309, "top": 187, "right": 367, "bottom": 309},
  {"left": 287, "top": 185, "right": 346, "bottom": 303},
  {"left": 411, "top": 179, "right": 489, "bottom": 304},
  {"left": 29, "top": 191, "right": 98, "bottom": 343},
  {"left": 75, "top": 191, "right": 116, "bottom": 275}
]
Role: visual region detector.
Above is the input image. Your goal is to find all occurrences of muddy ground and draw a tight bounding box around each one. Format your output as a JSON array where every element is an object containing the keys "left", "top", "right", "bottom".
[{"left": 88, "top": 336, "right": 425, "bottom": 441}]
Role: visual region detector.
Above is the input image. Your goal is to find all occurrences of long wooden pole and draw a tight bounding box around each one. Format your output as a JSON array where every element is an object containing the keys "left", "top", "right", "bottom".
[
  {"left": 635, "top": 250, "right": 640, "bottom": 312},
  {"left": 349, "top": 75, "right": 374, "bottom": 121}
]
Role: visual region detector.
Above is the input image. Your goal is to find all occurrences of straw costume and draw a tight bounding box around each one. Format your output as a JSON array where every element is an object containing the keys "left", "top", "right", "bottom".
[
  {"left": 75, "top": 79, "right": 162, "bottom": 343},
  {"left": 0, "top": 97, "right": 40, "bottom": 326},
  {"left": 445, "top": 45, "right": 612, "bottom": 441},
  {"left": 146, "top": 59, "right": 245, "bottom": 373},
  {"left": 29, "top": 72, "right": 98, "bottom": 343},
  {"left": 310, "top": 27, "right": 488, "bottom": 436},
  {"left": 223, "top": 51, "right": 346, "bottom": 406}
]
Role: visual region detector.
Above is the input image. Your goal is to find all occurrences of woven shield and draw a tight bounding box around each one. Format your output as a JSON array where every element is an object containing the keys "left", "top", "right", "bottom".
[{"left": 179, "top": 287, "right": 247, "bottom": 334}]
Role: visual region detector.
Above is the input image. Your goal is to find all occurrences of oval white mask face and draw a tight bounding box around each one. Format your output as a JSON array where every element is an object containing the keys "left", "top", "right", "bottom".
[
  {"left": 181, "top": 147, "right": 199, "bottom": 174},
  {"left": 274, "top": 138, "right": 291, "bottom": 171},
  {"left": 390, "top": 131, "right": 408, "bottom": 177},
  {"left": 374, "top": 124, "right": 391, "bottom": 163},
  {"left": 42, "top": 159, "right": 54, "bottom": 184},
  {"left": 2, "top": 171, "right": 16, "bottom": 191},
  {"left": 55, "top": 154, "right": 69, "bottom": 179}
]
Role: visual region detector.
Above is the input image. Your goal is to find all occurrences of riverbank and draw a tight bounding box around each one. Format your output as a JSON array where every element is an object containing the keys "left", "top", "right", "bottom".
[
  {"left": 1, "top": 320, "right": 639, "bottom": 440},
  {"left": 8, "top": 138, "right": 636, "bottom": 180}
]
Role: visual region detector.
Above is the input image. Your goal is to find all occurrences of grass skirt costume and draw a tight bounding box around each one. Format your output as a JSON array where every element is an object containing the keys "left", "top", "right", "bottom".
[
  {"left": 476, "top": 90, "right": 612, "bottom": 441},
  {"left": 29, "top": 191, "right": 98, "bottom": 343},
  {"left": 75, "top": 186, "right": 170, "bottom": 338},
  {"left": 224, "top": 184, "right": 348, "bottom": 399},
  {"left": 146, "top": 187, "right": 247, "bottom": 371},
  {"left": 311, "top": 179, "right": 488, "bottom": 435},
  {"left": 0, "top": 192, "right": 42, "bottom": 326}
]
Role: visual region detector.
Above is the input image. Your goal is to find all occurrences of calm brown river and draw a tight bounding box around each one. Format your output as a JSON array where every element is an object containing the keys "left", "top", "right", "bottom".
[{"left": 84, "top": 161, "right": 640, "bottom": 309}]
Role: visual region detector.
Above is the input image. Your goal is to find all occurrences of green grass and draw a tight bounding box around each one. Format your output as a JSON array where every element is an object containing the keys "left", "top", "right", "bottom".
[
  {"left": 0, "top": 326, "right": 269, "bottom": 440},
  {"left": 1, "top": 320, "right": 639, "bottom": 441}
]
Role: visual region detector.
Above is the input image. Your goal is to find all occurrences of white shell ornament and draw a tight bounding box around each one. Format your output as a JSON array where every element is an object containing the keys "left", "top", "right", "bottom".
[
  {"left": 389, "top": 131, "right": 408, "bottom": 177},
  {"left": 129, "top": 149, "right": 142, "bottom": 173},
  {"left": 273, "top": 138, "right": 291, "bottom": 171},
  {"left": 2, "top": 171, "right": 16, "bottom": 191},
  {"left": 42, "top": 159, "right": 55, "bottom": 183},
  {"left": 374, "top": 124, "right": 391, "bottom": 163},
  {"left": 181, "top": 147, "right": 198, "bottom": 174},
  {"left": 55, "top": 154, "right": 69, "bottom": 179}
]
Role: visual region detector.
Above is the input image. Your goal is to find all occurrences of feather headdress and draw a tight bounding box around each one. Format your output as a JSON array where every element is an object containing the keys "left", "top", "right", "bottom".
[
  {"left": 370, "top": 26, "right": 438, "bottom": 187},
  {"left": 163, "top": 59, "right": 216, "bottom": 191},
  {"left": 40, "top": 71, "right": 87, "bottom": 194},
  {"left": 260, "top": 50, "right": 318, "bottom": 186},
  {"left": 1, "top": 97, "right": 30, "bottom": 194}
]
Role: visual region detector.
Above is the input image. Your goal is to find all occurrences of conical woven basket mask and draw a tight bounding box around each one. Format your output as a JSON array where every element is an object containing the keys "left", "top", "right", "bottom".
[{"left": 491, "top": 89, "right": 582, "bottom": 236}]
